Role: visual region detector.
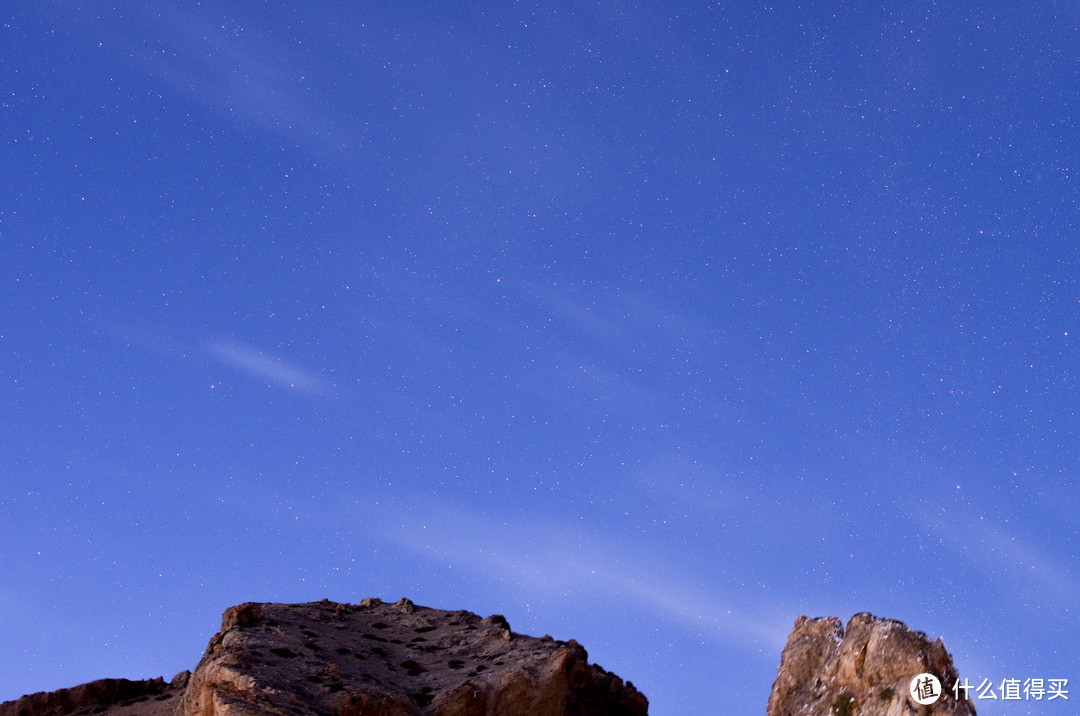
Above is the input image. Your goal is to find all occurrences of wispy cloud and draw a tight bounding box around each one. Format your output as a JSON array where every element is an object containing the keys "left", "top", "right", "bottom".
[
  {"left": 125, "top": 3, "right": 347, "bottom": 153},
  {"left": 377, "top": 497, "right": 791, "bottom": 652},
  {"left": 207, "top": 340, "right": 327, "bottom": 395},
  {"left": 909, "top": 501, "right": 1077, "bottom": 603}
]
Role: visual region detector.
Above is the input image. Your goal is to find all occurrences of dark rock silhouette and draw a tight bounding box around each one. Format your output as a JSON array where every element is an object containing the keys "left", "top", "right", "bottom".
[{"left": 766, "top": 613, "right": 977, "bottom": 715}]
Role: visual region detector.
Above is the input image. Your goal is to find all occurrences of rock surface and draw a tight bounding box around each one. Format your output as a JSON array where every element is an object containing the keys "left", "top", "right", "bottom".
[
  {"left": 0, "top": 672, "right": 189, "bottom": 716},
  {"left": 1, "top": 605, "right": 980, "bottom": 715},
  {"left": 178, "top": 597, "right": 647, "bottom": 716},
  {"left": 766, "top": 613, "right": 976, "bottom": 715},
  {"left": 0, "top": 598, "right": 647, "bottom": 716}
]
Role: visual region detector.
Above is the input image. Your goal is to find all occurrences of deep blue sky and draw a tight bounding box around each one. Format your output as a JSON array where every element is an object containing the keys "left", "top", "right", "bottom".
[{"left": 2, "top": 2, "right": 1078, "bottom": 714}]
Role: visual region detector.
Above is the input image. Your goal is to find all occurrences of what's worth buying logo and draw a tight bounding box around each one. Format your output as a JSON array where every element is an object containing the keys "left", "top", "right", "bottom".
[
  {"left": 909, "top": 673, "right": 1070, "bottom": 704},
  {"left": 910, "top": 673, "right": 942, "bottom": 705}
]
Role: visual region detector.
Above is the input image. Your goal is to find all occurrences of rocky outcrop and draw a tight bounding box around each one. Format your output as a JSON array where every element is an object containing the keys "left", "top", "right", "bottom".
[
  {"left": 0, "top": 604, "right": 981, "bottom": 716},
  {"left": 177, "top": 597, "right": 647, "bottom": 715},
  {"left": 766, "top": 613, "right": 976, "bottom": 715},
  {"left": 0, "top": 598, "right": 646, "bottom": 716},
  {"left": 0, "top": 672, "right": 189, "bottom": 716}
]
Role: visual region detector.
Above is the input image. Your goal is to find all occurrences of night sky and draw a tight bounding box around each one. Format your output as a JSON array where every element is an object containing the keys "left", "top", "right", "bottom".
[{"left": 2, "top": 3, "right": 1078, "bottom": 714}]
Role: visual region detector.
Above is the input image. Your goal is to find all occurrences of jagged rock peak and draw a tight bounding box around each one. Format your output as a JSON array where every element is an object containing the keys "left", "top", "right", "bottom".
[
  {"left": 766, "top": 612, "right": 976, "bottom": 715},
  {"left": 179, "top": 598, "right": 648, "bottom": 715}
]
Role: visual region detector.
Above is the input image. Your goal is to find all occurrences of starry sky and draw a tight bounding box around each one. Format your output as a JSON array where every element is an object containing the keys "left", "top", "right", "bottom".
[{"left": 2, "top": 3, "right": 1078, "bottom": 714}]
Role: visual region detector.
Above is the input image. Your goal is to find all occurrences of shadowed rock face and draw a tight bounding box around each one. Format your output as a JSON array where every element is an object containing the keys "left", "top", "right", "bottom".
[{"left": 766, "top": 613, "right": 976, "bottom": 716}]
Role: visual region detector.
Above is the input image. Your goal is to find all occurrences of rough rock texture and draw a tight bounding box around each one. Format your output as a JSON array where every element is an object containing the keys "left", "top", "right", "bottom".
[
  {"left": 0, "top": 672, "right": 189, "bottom": 716},
  {"left": 0, "top": 598, "right": 645, "bottom": 716},
  {"left": 176, "top": 597, "right": 647, "bottom": 716},
  {"left": 767, "top": 613, "right": 976, "bottom": 716}
]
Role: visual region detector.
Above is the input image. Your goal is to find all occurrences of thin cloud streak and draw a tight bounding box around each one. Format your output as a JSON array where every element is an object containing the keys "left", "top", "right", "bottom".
[
  {"left": 911, "top": 502, "right": 1077, "bottom": 603},
  {"left": 207, "top": 341, "right": 327, "bottom": 394},
  {"left": 125, "top": 3, "right": 346, "bottom": 153},
  {"left": 377, "top": 498, "right": 791, "bottom": 653}
]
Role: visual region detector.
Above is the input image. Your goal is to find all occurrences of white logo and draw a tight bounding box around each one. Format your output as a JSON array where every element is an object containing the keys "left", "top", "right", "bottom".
[{"left": 910, "top": 673, "right": 942, "bottom": 705}]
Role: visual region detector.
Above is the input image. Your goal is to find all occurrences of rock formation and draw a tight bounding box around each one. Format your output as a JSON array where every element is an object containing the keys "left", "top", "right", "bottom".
[
  {"left": 0, "top": 598, "right": 647, "bottom": 716},
  {"left": 0, "top": 672, "right": 189, "bottom": 716},
  {"left": 766, "top": 613, "right": 976, "bottom": 715},
  {"left": 1, "top": 604, "right": 980, "bottom": 716},
  {"left": 177, "top": 597, "right": 647, "bottom": 716}
]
